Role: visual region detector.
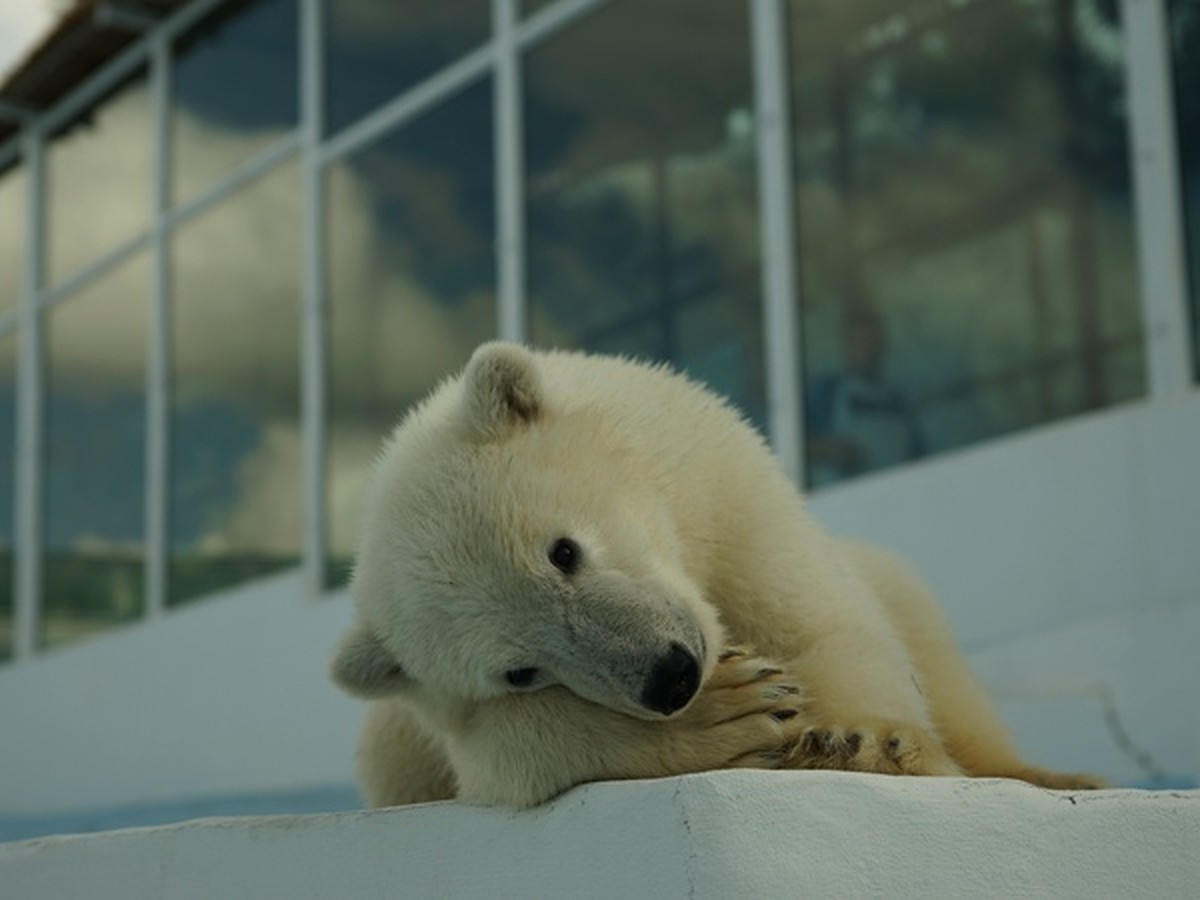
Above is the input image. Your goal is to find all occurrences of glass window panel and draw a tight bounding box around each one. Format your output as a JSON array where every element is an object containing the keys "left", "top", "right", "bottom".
[
  {"left": 324, "top": 0, "right": 490, "bottom": 136},
  {"left": 1, "top": 163, "right": 22, "bottom": 315},
  {"left": 791, "top": 0, "right": 1145, "bottom": 489},
  {"left": 172, "top": 0, "right": 299, "bottom": 204},
  {"left": 46, "top": 69, "right": 151, "bottom": 286},
  {"left": 1170, "top": 0, "right": 1200, "bottom": 380},
  {"left": 42, "top": 254, "right": 148, "bottom": 649},
  {"left": 326, "top": 79, "right": 496, "bottom": 585},
  {"left": 525, "top": 0, "right": 766, "bottom": 427},
  {"left": 0, "top": 335, "right": 13, "bottom": 663},
  {"left": 170, "top": 163, "right": 300, "bottom": 605}
]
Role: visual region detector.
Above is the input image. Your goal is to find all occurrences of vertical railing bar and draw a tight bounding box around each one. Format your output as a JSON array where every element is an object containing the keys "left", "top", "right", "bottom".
[
  {"left": 494, "top": 0, "right": 527, "bottom": 343},
  {"left": 14, "top": 131, "right": 45, "bottom": 659},
  {"left": 300, "top": 0, "right": 328, "bottom": 600},
  {"left": 1121, "top": 0, "right": 1193, "bottom": 397},
  {"left": 751, "top": 0, "right": 804, "bottom": 484},
  {"left": 145, "top": 33, "right": 171, "bottom": 618}
]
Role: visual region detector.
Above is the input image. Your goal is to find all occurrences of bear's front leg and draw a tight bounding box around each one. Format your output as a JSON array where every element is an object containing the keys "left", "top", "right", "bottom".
[
  {"left": 443, "top": 650, "right": 807, "bottom": 807},
  {"left": 771, "top": 648, "right": 963, "bottom": 777}
]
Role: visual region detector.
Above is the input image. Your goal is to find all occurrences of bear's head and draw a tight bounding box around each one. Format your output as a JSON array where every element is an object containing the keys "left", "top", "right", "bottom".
[{"left": 330, "top": 342, "right": 723, "bottom": 720}]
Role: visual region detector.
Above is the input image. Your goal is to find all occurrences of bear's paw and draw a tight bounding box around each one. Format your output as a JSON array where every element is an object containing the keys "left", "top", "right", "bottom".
[
  {"left": 791, "top": 718, "right": 963, "bottom": 777},
  {"left": 655, "top": 649, "right": 808, "bottom": 773}
]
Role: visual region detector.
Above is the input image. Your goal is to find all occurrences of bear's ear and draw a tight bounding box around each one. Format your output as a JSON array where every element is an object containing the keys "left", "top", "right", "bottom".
[
  {"left": 329, "top": 625, "right": 413, "bottom": 699},
  {"left": 460, "top": 342, "right": 542, "bottom": 441}
]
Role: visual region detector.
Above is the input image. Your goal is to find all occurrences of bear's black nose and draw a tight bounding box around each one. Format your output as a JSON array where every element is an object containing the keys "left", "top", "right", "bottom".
[{"left": 641, "top": 643, "right": 700, "bottom": 715}]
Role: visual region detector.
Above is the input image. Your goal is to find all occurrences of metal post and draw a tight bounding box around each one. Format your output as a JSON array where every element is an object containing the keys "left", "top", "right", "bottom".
[
  {"left": 750, "top": 0, "right": 804, "bottom": 484},
  {"left": 145, "top": 33, "right": 171, "bottom": 617},
  {"left": 300, "top": 0, "right": 328, "bottom": 598},
  {"left": 494, "top": 0, "right": 527, "bottom": 343},
  {"left": 14, "top": 131, "right": 45, "bottom": 658},
  {"left": 1121, "top": 0, "right": 1193, "bottom": 396}
]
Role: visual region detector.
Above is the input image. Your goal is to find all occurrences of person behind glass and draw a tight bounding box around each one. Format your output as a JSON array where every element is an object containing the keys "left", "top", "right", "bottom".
[{"left": 807, "top": 305, "right": 923, "bottom": 487}]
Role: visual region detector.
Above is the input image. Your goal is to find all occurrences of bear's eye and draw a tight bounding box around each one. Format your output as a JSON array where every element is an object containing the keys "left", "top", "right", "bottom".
[
  {"left": 548, "top": 537, "right": 581, "bottom": 574},
  {"left": 505, "top": 667, "right": 540, "bottom": 689}
]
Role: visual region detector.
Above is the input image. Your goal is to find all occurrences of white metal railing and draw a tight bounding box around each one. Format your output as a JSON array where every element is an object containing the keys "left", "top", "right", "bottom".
[
  {"left": 495, "top": 0, "right": 528, "bottom": 346},
  {"left": 0, "top": 0, "right": 1195, "bottom": 664},
  {"left": 751, "top": 0, "right": 804, "bottom": 485},
  {"left": 1121, "top": 0, "right": 1193, "bottom": 399},
  {"left": 0, "top": 0, "right": 621, "bottom": 661},
  {"left": 299, "top": 0, "right": 327, "bottom": 601}
]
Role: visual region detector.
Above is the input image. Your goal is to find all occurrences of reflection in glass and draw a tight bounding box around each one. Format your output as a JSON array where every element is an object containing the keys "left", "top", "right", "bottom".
[
  {"left": 46, "top": 70, "right": 151, "bottom": 286},
  {"left": 325, "top": 79, "right": 496, "bottom": 584},
  {"left": 525, "top": 0, "right": 766, "bottom": 426},
  {"left": 1170, "top": 0, "right": 1200, "bottom": 380},
  {"left": 0, "top": 336, "right": 13, "bottom": 662},
  {"left": 792, "top": 0, "right": 1145, "bottom": 488},
  {"left": 324, "top": 0, "right": 490, "bottom": 136},
  {"left": 172, "top": 0, "right": 299, "bottom": 204},
  {"left": 170, "top": 163, "right": 301, "bottom": 605},
  {"left": 0, "top": 164, "right": 21, "bottom": 315},
  {"left": 42, "top": 255, "right": 148, "bottom": 649}
]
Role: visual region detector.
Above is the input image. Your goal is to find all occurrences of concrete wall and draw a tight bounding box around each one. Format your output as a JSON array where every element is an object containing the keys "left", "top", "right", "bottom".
[
  {"left": 809, "top": 393, "right": 1200, "bottom": 785},
  {"left": 0, "top": 571, "right": 362, "bottom": 818},
  {"left": 3, "top": 772, "right": 1198, "bottom": 899},
  {"left": 0, "top": 394, "right": 1197, "bottom": 828}
]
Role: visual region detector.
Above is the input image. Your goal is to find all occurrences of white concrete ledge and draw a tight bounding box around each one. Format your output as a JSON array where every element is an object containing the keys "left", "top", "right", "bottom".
[{"left": 3, "top": 771, "right": 1197, "bottom": 899}]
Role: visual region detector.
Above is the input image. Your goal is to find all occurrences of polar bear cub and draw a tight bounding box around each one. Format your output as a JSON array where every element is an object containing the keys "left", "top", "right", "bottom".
[{"left": 331, "top": 342, "right": 1100, "bottom": 807}]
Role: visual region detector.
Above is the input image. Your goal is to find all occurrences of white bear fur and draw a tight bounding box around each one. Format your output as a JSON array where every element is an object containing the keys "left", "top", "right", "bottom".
[{"left": 332, "top": 342, "right": 1100, "bottom": 807}]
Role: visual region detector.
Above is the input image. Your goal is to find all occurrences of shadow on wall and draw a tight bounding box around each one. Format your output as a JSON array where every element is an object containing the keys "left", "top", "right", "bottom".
[{"left": 0, "top": 785, "right": 361, "bottom": 845}]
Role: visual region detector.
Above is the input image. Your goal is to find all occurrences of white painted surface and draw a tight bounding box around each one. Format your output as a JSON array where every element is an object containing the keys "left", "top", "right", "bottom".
[
  {"left": 3, "top": 772, "right": 1198, "bottom": 900},
  {"left": 0, "top": 571, "right": 362, "bottom": 817},
  {"left": 807, "top": 395, "right": 1200, "bottom": 644},
  {"left": 1, "top": 395, "right": 1198, "bottom": 823}
]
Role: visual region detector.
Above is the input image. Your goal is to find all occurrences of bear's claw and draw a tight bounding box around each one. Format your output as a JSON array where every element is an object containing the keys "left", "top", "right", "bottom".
[{"left": 789, "top": 718, "right": 963, "bottom": 776}]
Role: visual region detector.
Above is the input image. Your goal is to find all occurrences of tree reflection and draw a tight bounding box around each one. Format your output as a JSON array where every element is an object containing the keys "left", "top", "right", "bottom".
[{"left": 794, "top": 0, "right": 1145, "bottom": 484}]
